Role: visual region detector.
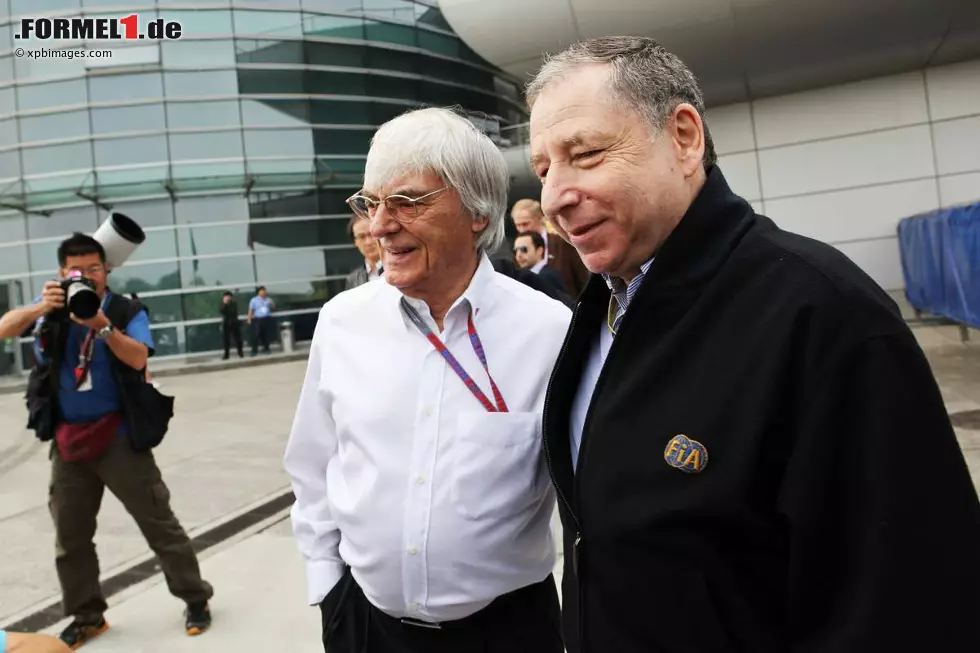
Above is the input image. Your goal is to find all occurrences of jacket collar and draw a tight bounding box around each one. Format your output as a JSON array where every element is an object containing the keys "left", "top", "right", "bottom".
[{"left": 579, "top": 165, "right": 756, "bottom": 310}]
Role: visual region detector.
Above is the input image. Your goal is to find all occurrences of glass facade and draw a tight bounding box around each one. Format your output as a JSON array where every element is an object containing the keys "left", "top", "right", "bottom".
[{"left": 0, "top": 1, "right": 526, "bottom": 372}]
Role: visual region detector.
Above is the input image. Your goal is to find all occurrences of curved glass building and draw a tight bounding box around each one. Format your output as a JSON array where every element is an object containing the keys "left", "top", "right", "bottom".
[{"left": 0, "top": 0, "right": 526, "bottom": 373}]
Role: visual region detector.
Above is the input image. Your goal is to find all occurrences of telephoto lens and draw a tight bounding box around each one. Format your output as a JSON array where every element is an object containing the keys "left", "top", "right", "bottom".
[{"left": 62, "top": 273, "right": 100, "bottom": 319}]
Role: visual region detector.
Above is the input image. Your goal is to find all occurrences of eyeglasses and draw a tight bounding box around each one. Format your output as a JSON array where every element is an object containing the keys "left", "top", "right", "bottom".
[
  {"left": 346, "top": 187, "right": 448, "bottom": 224},
  {"left": 67, "top": 265, "right": 105, "bottom": 277},
  {"left": 514, "top": 246, "right": 529, "bottom": 254}
]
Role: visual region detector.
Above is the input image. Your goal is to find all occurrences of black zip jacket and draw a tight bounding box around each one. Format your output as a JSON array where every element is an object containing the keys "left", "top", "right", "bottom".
[{"left": 543, "top": 166, "right": 980, "bottom": 652}]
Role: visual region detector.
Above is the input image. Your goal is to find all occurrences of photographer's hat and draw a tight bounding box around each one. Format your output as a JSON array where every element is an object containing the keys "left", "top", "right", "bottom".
[{"left": 93, "top": 212, "right": 145, "bottom": 269}]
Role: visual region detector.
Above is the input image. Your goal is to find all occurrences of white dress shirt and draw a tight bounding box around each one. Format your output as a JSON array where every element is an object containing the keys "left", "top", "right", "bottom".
[
  {"left": 284, "top": 254, "right": 571, "bottom": 622},
  {"left": 365, "top": 259, "right": 382, "bottom": 281}
]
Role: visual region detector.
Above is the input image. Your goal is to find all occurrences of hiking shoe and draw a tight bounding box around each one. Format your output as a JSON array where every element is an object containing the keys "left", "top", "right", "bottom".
[
  {"left": 59, "top": 618, "right": 109, "bottom": 649},
  {"left": 185, "top": 601, "right": 212, "bottom": 636}
]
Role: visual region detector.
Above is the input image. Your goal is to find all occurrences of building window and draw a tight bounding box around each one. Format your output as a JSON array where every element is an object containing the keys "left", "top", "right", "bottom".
[
  {"left": 166, "top": 100, "right": 241, "bottom": 129},
  {"left": 303, "top": 14, "right": 364, "bottom": 39},
  {"left": 180, "top": 255, "right": 256, "bottom": 290},
  {"left": 94, "top": 135, "right": 168, "bottom": 168},
  {"left": 165, "top": 71, "right": 239, "bottom": 98},
  {"left": 17, "top": 79, "right": 88, "bottom": 112},
  {"left": 89, "top": 73, "right": 164, "bottom": 103},
  {"left": 169, "top": 131, "right": 244, "bottom": 162},
  {"left": 162, "top": 40, "right": 237, "bottom": 68},
  {"left": 21, "top": 142, "right": 92, "bottom": 176},
  {"left": 233, "top": 10, "right": 305, "bottom": 38},
  {"left": 155, "top": 10, "right": 234, "bottom": 38},
  {"left": 19, "top": 110, "right": 90, "bottom": 144},
  {"left": 91, "top": 103, "right": 166, "bottom": 135},
  {"left": 241, "top": 99, "right": 311, "bottom": 127}
]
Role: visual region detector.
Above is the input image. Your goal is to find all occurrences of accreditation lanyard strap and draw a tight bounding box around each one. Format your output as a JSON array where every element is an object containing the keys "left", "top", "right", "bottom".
[
  {"left": 399, "top": 297, "right": 508, "bottom": 413},
  {"left": 74, "top": 294, "right": 110, "bottom": 389}
]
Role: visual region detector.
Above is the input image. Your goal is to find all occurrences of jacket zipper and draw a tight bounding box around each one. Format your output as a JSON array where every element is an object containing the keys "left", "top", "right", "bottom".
[{"left": 542, "top": 302, "right": 586, "bottom": 649}]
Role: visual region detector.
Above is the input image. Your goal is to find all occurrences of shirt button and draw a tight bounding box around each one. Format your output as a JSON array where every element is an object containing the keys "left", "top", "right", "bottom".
[
  {"left": 416, "top": 475, "right": 425, "bottom": 484},
  {"left": 409, "top": 602, "right": 419, "bottom": 611},
  {"left": 423, "top": 408, "right": 433, "bottom": 417},
  {"left": 408, "top": 546, "right": 418, "bottom": 555}
]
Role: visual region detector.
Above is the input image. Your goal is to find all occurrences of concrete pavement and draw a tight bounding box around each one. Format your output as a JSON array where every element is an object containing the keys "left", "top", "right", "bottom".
[
  {"left": 0, "top": 323, "right": 977, "bottom": 651},
  {"left": 0, "top": 360, "right": 310, "bottom": 625}
]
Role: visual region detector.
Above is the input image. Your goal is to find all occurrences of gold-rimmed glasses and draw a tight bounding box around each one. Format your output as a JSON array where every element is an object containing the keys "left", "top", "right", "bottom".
[{"left": 346, "top": 187, "right": 448, "bottom": 224}]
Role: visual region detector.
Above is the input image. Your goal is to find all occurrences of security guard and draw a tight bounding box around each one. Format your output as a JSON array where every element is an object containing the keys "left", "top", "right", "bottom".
[{"left": 528, "top": 36, "right": 980, "bottom": 652}]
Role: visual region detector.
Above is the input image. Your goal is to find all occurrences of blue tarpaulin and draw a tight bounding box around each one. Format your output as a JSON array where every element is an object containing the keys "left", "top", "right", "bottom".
[{"left": 897, "top": 203, "right": 980, "bottom": 328}]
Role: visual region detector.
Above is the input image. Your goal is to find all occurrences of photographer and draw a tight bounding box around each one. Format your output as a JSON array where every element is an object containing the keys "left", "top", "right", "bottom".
[{"left": 0, "top": 233, "right": 214, "bottom": 650}]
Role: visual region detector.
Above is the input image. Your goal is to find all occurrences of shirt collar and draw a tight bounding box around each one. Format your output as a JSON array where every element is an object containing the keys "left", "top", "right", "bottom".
[
  {"left": 603, "top": 257, "right": 655, "bottom": 314},
  {"left": 396, "top": 252, "right": 496, "bottom": 332},
  {"left": 531, "top": 260, "right": 547, "bottom": 274},
  {"left": 365, "top": 259, "right": 381, "bottom": 274}
]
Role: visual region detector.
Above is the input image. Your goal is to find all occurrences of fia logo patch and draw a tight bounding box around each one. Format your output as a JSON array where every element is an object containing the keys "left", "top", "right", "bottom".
[{"left": 664, "top": 434, "right": 709, "bottom": 474}]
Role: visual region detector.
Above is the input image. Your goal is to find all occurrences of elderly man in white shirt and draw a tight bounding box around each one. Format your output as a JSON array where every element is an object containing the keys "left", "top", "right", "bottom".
[{"left": 283, "top": 107, "right": 570, "bottom": 653}]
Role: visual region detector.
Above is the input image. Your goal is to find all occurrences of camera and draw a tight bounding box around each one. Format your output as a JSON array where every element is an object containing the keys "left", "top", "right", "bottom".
[
  {"left": 48, "top": 212, "right": 145, "bottom": 322},
  {"left": 58, "top": 271, "right": 100, "bottom": 320}
]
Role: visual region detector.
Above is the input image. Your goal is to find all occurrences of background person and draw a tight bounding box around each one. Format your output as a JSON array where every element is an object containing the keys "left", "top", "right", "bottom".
[
  {"left": 219, "top": 291, "right": 244, "bottom": 360},
  {"left": 247, "top": 286, "right": 275, "bottom": 356},
  {"left": 344, "top": 214, "right": 383, "bottom": 290},
  {"left": 510, "top": 198, "right": 589, "bottom": 298},
  {"left": 514, "top": 230, "right": 567, "bottom": 296}
]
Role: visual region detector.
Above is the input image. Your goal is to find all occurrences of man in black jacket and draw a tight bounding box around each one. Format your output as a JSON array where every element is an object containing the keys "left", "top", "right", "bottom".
[
  {"left": 526, "top": 36, "right": 980, "bottom": 652},
  {"left": 219, "top": 291, "right": 244, "bottom": 360}
]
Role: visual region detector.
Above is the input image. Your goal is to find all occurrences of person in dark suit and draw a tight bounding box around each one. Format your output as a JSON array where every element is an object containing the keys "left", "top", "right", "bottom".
[
  {"left": 219, "top": 291, "right": 243, "bottom": 360},
  {"left": 490, "top": 257, "right": 574, "bottom": 309},
  {"left": 528, "top": 35, "right": 980, "bottom": 653},
  {"left": 511, "top": 198, "right": 589, "bottom": 298},
  {"left": 344, "top": 215, "right": 382, "bottom": 290},
  {"left": 514, "top": 231, "right": 567, "bottom": 296}
]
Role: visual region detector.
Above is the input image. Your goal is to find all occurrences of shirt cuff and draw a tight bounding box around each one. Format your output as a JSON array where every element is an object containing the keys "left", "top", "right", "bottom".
[{"left": 306, "top": 559, "right": 347, "bottom": 607}]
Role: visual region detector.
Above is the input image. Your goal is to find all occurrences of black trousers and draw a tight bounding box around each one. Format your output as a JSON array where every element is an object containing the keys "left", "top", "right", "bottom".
[
  {"left": 250, "top": 317, "right": 273, "bottom": 355},
  {"left": 222, "top": 322, "right": 243, "bottom": 358},
  {"left": 320, "top": 570, "right": 562, "bottom": 653}
]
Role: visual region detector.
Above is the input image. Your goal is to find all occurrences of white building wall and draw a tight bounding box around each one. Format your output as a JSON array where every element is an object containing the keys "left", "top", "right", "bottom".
[{"left": 708, "top": 58, "right": 980, "bottom": 294}]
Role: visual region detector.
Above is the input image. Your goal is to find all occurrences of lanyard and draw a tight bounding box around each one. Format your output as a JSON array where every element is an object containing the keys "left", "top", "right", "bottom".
[
  {"left": 399, "top": 297, "right": 508, "bottom": 413},
  {"left": 73, "top": 330, "right": 96, "bottom": 389},
  {"left": 73, "top": 294, "right": 109, "bottom": 389}
]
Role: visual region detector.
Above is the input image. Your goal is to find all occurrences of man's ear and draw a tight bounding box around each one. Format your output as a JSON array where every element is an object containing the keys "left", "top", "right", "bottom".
[{"left": 471, "top": 215, "right": 490, "bottom": 234}]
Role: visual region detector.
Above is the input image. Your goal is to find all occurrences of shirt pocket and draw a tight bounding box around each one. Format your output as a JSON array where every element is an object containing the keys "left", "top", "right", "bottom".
[{"left": 451, "top": 411, "right": 545, "bottom": 521}]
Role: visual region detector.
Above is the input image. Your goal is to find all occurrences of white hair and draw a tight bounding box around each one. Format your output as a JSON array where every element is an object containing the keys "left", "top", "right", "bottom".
[{"left": 363, "top": 107, "right": 509, "bottom": 253}]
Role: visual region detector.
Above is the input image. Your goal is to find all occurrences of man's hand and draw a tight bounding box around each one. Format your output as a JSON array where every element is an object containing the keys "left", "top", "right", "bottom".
[
  {"left": 6, "top": 631, "right": 73, "bottom": 652},
  {"left": 70, "top": 310, "right": 110, "bottom": 332},
  {"left": 39, "top": 281, "right": 66, "bottom": 315}
]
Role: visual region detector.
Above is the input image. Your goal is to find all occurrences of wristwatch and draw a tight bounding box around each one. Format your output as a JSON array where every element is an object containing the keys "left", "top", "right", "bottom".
[{"left": 95, "top": 324, "right": 114, "bottom": 340}]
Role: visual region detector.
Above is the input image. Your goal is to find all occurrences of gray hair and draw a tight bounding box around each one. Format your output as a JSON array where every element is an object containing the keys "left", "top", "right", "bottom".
[
  {"left": 526, "top": 36, "right": 717, "bottom": 167},
  {"left": 363, "top": 107, "right": 509, "bottom": 253}
]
